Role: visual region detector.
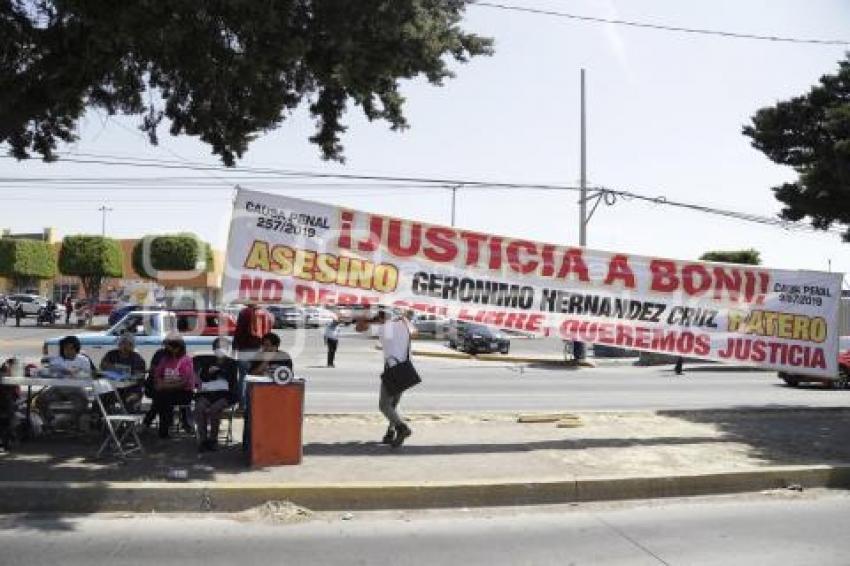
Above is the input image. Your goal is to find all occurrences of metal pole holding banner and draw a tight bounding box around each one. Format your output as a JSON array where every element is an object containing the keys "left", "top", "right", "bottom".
[{"left": 573, "top": 68, "right": 588, "bottom": 363}]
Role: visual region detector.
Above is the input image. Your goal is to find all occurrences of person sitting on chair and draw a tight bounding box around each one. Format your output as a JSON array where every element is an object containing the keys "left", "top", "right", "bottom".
[
  {"left": 36, "top": 336, "right": 95, "bottom": 430},
  {"left": 100, "top": 334, "right": 147, "bottom": 413},
  {"left": 194, "top": 337, "right": 239, "bottom": 452},
  {"left": 249, "top": 332, "right": 293, "bottom": 376},
  {"left": 149, "top": 333, "right": 194, "bottom": 439}
]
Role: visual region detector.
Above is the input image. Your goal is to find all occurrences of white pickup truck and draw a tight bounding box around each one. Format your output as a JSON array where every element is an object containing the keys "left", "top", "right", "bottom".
[{"left": 43, "top": 310, "right": 226, "bottom": 365}]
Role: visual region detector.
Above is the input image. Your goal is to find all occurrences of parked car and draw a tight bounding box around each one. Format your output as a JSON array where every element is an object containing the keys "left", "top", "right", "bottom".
[
  {"left": 304, "top": 306, "right": 336, "bottom": 327},
  {"left": 7, "top": 294, "right": 65, "bottom": 318},
  {"left": 327, "top": 305, "right": 354, "bottom": 324},
  {"left": 93, "top": 300, "right": 118, "bottom": 316},
  {"left": 172, "top": 310, "right": 237, "bottom": 336},
  {"left": 778, "top": 336, "right": 850, "bottom": 388},
  {"left": 43, "top": 310, "right": 230, "bottom": 365},
  {"left": 447, "top": 321, "right": 510, "bottom": 354},
  {"left": 412, "top": 313, "right": 450, "bottom": 337},
  {"left": 265, "top": 305, "right": 306, "bottom": 328}
]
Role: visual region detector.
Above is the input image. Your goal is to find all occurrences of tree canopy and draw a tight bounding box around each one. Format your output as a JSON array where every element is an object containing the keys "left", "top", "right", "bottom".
[
  {"left": 699, "top": 249, "right": 761, "bottom": 266},
  {"left": 0, "top": 238, "right": 57, "bottom": 288},
  {"left": 743, "top": 57, "right": 850, "bottom": 241},
  {"left": 58, "top": 235, "right": 123, "bottom": 300},
  {"left": 0, "top": 0, "right": 493, "bottom": 165},
  {"left": 132, "top": 234, "right": 213, "bottom": 279}
]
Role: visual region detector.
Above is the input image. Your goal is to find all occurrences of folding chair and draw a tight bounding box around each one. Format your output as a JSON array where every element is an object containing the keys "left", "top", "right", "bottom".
[
  {"left": 92, "top": 379, "right": 144, "bottom": 458},
  {"left": 222, "top": 403, "right": 236, "bottom": 445}
]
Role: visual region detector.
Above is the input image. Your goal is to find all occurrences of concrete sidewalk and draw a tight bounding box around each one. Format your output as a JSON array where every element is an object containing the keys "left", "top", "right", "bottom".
[{"left": 2, "top": 407, "right": 850, "bottom": 512}]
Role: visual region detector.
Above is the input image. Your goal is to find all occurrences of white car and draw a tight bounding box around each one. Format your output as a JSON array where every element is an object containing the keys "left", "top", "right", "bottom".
[
  {"left": 7, "top": 294, "right": 65, "bottom": 318},
  {"left": 304, "top": 306, "right": 336, "bottom": 327}
]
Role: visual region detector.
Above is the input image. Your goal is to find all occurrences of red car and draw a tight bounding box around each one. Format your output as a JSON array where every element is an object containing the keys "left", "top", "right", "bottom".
[
  {"left": 173, "top": 310, "right": 237, "bottom": 336},
  {"left": 93, "top": 300, "right": 118, "bottom": 316},
  {"left": 778, "top": 337, "right": 850, "bottom": 388}
]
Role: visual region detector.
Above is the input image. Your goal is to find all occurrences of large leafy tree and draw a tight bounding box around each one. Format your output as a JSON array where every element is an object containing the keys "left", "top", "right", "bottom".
[
  {"left": 743, "top": 57, "right": 850, "bottom": 241},
  {"left": 0, "top": 238, "right": 57, "bottom": 291},
  {"left": 58, "top": 235, "right": 123, "bottom": 302},
  {"left": 0, "top": 1, "right": 493, "bottom": 165}
]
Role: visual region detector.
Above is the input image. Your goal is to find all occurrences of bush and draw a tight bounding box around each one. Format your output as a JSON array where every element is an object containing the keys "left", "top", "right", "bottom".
[{"left": 132, "top": 234, "right": 213, "bottom": 279}]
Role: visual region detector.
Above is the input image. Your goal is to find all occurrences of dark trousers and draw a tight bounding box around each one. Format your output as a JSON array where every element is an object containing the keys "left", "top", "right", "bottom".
[
  {"left": 674, "top": 357, "right": 684, "bottom": 374},
  {"left": 326, "top": 339, "right": 338, "bottom": 366},
  {"left": 151, "top": 389, "right": 192, "bottom": 437},
  {"left": 194, "top": 393, "right": 230, "bottom": 444}
]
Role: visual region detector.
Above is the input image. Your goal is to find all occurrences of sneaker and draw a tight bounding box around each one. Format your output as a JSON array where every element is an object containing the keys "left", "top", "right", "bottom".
[
  {"left": 381, "top": 427, "right": 395, "bottom": 445},
  {"left": 391, "top": 424, "right": 411, "bottom": 448}
]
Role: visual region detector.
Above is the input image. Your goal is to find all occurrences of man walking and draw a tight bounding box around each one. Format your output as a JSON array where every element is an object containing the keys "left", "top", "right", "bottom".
[
  {"left": 324, "top": 319, "right": 341, "bottom": 367},
  {"left": 64, "top": 295, "right": 73, "bottom": 326},
  {"left": 356, "top": 308, "right": 416, "bottom": 448}
]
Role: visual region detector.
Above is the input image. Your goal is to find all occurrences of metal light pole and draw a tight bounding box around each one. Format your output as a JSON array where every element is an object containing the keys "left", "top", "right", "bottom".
[
  {"left": 579, "top": 68, "right": 587, "bottom": 247},
  {"left": 98, "top": 205, "right": 113, "bottom": 237},
  {"left": 450, "top": 185, "right": 459, "bottom": 227},
  {"left": 573, "top": 69, "right": 588, "bottom": 363}
]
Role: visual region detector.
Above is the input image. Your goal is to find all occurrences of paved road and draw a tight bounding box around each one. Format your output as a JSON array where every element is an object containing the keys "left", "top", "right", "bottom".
[
  {"left": 2, "top": 491, "right": 848, "bottom": 565},
  {"left": 3, "top": 325, "right": 848, "bottom": 412}
]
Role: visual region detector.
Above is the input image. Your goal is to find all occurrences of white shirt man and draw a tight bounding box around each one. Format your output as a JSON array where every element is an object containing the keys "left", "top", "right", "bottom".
[
  {"left": 379, "top": 318, "right": 412, "bottom": 365},
  {"left": 356, "top": 309, "right": 416, "bottom": 447}
]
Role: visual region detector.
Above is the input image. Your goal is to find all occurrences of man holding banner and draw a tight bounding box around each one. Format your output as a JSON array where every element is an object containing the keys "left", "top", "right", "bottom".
[{"left": 356, "top": 308, "right": 417, "bottom": 447}]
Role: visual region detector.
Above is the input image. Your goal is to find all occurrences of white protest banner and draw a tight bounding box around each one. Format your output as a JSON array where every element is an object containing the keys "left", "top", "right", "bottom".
[{"left": 223, "top": 188, "right": 844, "bottom": 376}]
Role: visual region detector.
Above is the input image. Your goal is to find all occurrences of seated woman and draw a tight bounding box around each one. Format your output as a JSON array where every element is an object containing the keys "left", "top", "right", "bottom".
[
  {"left": 100, "top": 334, "right": 147, "bottom": 413},
  {"left": 194, "top": 338, "right": 238, "bottom": 452},
  {"left": 36, "top": 336, "right": 95, "bottom": 430},
  {"left": 0, "top": 358, "right": 22, "bottom": 447},
  {"left": 149, "top": 333, "right": 194, "bottom": 439}
]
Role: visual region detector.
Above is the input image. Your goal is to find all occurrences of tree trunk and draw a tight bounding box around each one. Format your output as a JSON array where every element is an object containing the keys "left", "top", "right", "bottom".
[{"left": 79, "top": 276, "right": 102, "bottom": 327}]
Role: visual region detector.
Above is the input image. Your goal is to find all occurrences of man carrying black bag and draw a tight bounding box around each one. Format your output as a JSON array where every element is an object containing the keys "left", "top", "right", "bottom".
[{"left": 356, "top": 307, "right": 419, "bottom": 448}]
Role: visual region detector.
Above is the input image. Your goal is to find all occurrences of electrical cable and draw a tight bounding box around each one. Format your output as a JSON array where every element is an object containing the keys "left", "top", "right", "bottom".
[{"left": 472, "top": 1, "right": 850, "bottom": 46}]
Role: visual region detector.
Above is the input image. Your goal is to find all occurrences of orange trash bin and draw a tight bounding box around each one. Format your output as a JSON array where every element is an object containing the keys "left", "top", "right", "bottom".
[{"left": 246, "top": 380, "right": 304, "bottom": 467}]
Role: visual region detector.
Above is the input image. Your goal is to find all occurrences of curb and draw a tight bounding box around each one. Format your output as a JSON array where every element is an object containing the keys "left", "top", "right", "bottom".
[{"left": 2, "top": 465, "right": 848, "bottom": 513}]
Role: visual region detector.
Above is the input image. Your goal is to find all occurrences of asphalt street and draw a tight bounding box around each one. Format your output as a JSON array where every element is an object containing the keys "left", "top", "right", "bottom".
[
  {"left": 2, "top": 324, "right": 849, "bottom": 412},
  {"left": 2, "top": 491, "right": 849, "bottom": 565}
]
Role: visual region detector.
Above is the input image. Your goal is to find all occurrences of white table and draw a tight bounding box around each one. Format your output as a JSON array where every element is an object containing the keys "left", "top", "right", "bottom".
[{"left": 0, "top": 375, "right": 142, "bottom": 449}]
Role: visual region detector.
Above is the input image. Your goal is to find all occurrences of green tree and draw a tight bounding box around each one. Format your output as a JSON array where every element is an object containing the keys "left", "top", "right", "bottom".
[
  {"left": 1, "top": 1, "right": 493, "bottom": 166},
  {"left": 132, "top": 234, "right": 213, "bottom": 279},
  {"left": 699, "top": 249, "right": 761, "bottom": 265},
  {"left": 743, "top": 57, "right": 850, "bottom": 241},
  {"left": 0, "top": 238, "right": 56, "bottom": 291},
  {"left": 58, "top": 236, "right": 123, "bottom": 301}
]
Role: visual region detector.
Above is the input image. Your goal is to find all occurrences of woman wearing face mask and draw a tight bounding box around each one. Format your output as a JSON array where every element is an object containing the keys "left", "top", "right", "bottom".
[
  {"left": 150, "top": 333, "right": 194, "bottom": 439},
  {"left": 194, "top": 337, "right": 239, "bottom": 452}
]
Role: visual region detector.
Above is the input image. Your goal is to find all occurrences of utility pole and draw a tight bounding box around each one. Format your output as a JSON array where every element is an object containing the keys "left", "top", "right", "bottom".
[
  {"left": 579, "top": 68, "right": 587, "bottom": 247},
  {"left": 574, "top": 68, "right": 588, "bottom": 363},
  {"left": 98, "top": 205, "right": 113, "bottom": 237},
  {"left": 450, "top": 185, "right": 459, "bottom": 227}
]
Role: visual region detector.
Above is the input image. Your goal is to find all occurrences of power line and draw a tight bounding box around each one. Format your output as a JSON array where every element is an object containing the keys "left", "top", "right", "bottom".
[
  {"left": 472, "top": 2, "right": 850, "bottom": 46},
  {"left": 0, "top": 152, "right": 843, "bottom": 236}
]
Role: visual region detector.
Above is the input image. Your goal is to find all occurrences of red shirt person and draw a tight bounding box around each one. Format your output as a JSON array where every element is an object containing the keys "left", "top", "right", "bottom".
[{"left": 233, "top": 303, "right": 274, "bottom": 352}]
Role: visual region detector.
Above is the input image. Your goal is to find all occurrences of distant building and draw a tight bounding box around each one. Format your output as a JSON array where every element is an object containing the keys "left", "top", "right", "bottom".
[{"left": 1, "top": 227, "right": 223, "bottom": 307}]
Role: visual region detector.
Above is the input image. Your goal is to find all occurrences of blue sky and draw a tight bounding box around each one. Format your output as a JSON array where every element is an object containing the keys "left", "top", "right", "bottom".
[{"left": 1, "top": 0, "right": 849, "bottom": 281}]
